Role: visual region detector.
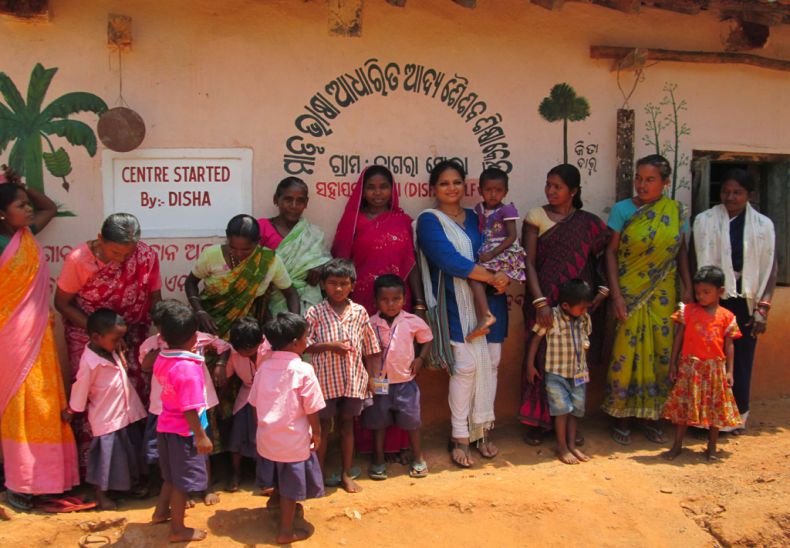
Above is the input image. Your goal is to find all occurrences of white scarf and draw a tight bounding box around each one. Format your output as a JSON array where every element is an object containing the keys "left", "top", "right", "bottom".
[
  {"left": 416, "top": 209, "right": 495, "bottom": 440},
  {"left": 693, "top": 203, "right": 775, "bottom": 313}
]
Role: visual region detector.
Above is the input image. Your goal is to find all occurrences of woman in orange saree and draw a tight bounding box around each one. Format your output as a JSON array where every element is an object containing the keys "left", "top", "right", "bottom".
[{"left": 0, "top": 168, "right": 79, "bottom": 511}]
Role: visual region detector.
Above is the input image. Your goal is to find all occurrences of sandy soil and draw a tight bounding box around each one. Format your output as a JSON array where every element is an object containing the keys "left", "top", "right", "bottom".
[{"left": 1, "top": 396, "right": 788, "bottom": 547}]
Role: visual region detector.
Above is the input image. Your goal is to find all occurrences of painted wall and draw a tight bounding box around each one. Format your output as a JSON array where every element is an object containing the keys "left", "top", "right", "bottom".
[{"left": 2, "top": 0, "right": 788, "bottom": 426}]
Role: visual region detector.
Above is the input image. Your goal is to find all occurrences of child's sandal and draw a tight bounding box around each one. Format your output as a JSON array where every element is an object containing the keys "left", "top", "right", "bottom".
[
  {"left": 409, "top": 460, "right": 428, "bottom": 478},
  {"left": 368, "top": 463, "right": 388, "bottom": 481}
]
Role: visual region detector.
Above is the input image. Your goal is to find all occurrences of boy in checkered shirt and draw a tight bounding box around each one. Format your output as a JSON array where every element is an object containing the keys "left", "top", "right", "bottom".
[
  {"left": 305, "top": 259, "right": 381, "bottom": 493},
  {"left": 526, "top": 279, "right": 594, "bottom": 465}
]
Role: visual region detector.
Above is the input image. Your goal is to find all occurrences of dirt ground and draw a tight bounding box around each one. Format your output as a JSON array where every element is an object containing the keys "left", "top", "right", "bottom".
[{"left": 1, "top": 396, "right": 788, "bottom": 547}]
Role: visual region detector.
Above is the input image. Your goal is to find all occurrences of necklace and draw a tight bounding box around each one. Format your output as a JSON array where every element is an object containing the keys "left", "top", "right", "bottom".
[
  {"left": 226, "top": 246, "right": 239, "bottom": 269},
  {"left": 442, "top": 207, "right": 465, "bottom": 220}
]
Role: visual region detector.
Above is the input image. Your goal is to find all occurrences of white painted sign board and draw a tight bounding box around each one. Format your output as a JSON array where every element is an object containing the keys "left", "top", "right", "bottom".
[{"left": 102, "top": 148, "right": 253, "bottom": 238}]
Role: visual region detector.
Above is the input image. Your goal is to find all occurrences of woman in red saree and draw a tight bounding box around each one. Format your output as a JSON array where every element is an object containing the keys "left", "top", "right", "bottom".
[
  {"left": 55, "top": 213, "right": 161, "bottom": 473},
  {"left": 519, "top": 164, "right": 610, "bottom": 445},
  {"left": 332, "top": 165, "right": 426, "bottom": 459},
  {"left": 0, "top": 168, "right": 79, "bottom": 510}
]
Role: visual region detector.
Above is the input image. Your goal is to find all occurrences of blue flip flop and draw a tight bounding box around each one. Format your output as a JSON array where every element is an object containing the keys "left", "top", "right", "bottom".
[{"left": 324, "top": 466, "right": 362, "bottom": 487}]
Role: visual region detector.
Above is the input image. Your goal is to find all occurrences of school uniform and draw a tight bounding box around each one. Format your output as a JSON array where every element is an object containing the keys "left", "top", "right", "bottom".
[
  {"left": 362, "top": 311, "right": 433, "bottom": 431},
  {"left": 226, "top": 342, "right": 271, "bottom": 458},
  {"left": 154, "top": 350, "right": 210, "bottom": 493},
  {"left": 69, "top": 347, "right": 147, "bottom": 491},
  {"left": 139, "top": 333, "right": 227, "bottom": 464},
  {"left": 249, "top": 351, "right": 326, "bottom": 501}
]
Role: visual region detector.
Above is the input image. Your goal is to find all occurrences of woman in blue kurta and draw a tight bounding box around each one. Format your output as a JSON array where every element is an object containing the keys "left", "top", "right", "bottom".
[{"left": 416, "top": 160, "right": 510, "bottom": 468}]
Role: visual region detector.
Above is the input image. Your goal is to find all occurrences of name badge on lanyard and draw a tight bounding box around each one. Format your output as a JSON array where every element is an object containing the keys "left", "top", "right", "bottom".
[
  {"left": 570, "top": 319, "right": 589, "bottom": 387},
  {"left": 374, "top": 324, "right": 397, "bottom": 395}
]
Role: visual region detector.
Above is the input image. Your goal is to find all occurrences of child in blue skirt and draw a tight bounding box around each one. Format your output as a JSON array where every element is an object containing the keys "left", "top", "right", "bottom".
[
  {"left": 251, "top": 312, "right": 325, "bottom": 544},
  {"left": 62, "top": 309, "right": 147, "bottom": 509}
]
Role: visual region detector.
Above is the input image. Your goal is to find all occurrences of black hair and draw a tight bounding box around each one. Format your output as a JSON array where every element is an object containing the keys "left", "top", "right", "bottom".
[
  {"left": 374, "top": 274, "right": 405, "bottom": 298},
  {"left": 693, "top": 265, "right": 726, "bottom": 289},
  {"left": 557, "top": 279, "right": 594, "bottom": 307},
  {"left": 479, "top": 167, "right": 509, "bottom": 191},
  {"left": 429, "top": 159, "right": 466, "bottom": 186},
  {"left": 263, "top": 312, "right": 308, "bottom": 351},
  {"left": 226, "top": 214, "right": 260, "bottom": 242},
  {"left": 101, "top": 213, "right": 141, "bottom": 244},
  {"left": 547, "top": 163, "right": 583, "bottom": 209},
  {"left": 722, "top": 168, "right": 755, "bottom": 193},
  {"left": 150, "top": 299, "right": 182, "bottom": 327},
  {"left": 159, "top": 301, "right": 198, "bottom": 347},
  {"left": 320, "top": 258, "right": 356, "bottom": 282},
  {"left": 229, "top": 316, "right": 263, "bottom": 351},
  {"left": 636, "top": 154, "right": 672, "bottom": 181},
  {"left": 363, "top": 165, "right": 394, "bottom": 187},
  {"left": 87, "top": 308, "right": 126, "bottom": 336},
  {"left": 0, "top": 165, "right": 23, "bottom": 212},
  {"left": 274, "top": 176, "right": 309, "bottom": 200}
]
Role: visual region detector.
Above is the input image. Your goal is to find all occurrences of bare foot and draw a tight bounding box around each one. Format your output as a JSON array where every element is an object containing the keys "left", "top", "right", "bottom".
[
  {"left": 570, "top": 447, "right": 590, "bottom": 462},
  {"left": 0, "top": 507, "right": 10, "bottom": 521},
  {"left": 266, "top": 498, "right": 304, "bottom": 518},
  {"left": 341, "top": 473, "right": 362, "bottom": 493},
  {"left": 169, "top": 527, "right": 207, "bottom": 543},
  {"left": 276, "top": 527, "right": 312, "bottom": 544},
  {"left": 203, "top": 492, "right": 220, "bottom": 506},
  {"left": 226, "top": 474, "right": 240, "bottom": 493},
  {"left": 704, "top": 448, "right": 720, "bottom": 462},
  {"left": 187, "top": 496, "right": 198, "bottom": 508},
  {"left": 661, "top": 446, "right": 683, "bottom": 461},
  {"left": 557, "top": 449, "right": 580, "bottom": 465},
  {"left": 96, "top": 492, "right": 117, "bottom": 510},
  {"left": 151, "top": 510, "right": 171, "bottom": 524},
  {"left": 465, "top": 314, "right": 496, "bottom": 342}
]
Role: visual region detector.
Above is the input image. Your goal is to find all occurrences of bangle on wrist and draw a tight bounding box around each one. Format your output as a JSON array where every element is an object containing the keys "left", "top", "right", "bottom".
[
  {"left": 532, "top": 297, "right": 547, "bottom": 305},
  {"left": 413, "top": 304, "right": 427, "bottom": 311},
  {"left": 757, "top": 301, "right": 771, "bottom": 310}
]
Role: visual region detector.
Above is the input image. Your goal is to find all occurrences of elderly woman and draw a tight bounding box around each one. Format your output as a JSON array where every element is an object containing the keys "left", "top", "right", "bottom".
[
  {"left": 603, "top": 154, "right": 692, "bottom": 445},
  {"left": 416, "top": 160, "right": 509, "bottom": 468},
  {"left": 520, "top": 164, "right": 610, "bottom": 445},
  {"left": 692, "top": 168, "right": 776, "bottom": 432},
  {"left": 332, "top": 165, "right": 427, "bottom": 460},
  {"left": 1, "top": 166, "right": 79, "bottom": 511},
  {"left": 184, "top": 214, "right": 298, "bottom": 457},
  {"left": 55, "top": 212, "right": 161, "bottom": 473},
  {"left": 258, "top": 177, "right": 331, "bottom": 316}
]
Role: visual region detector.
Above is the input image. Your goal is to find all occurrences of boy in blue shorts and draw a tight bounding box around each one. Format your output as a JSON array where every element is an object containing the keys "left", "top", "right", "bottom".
[{"left": 526, "top": 279, "right": 593, "bottom": 465}]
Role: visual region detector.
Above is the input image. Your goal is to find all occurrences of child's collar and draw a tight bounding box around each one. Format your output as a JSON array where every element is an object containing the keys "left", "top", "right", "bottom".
[{"left": 160, "top": 349, "right": 203, "bottom": 360}]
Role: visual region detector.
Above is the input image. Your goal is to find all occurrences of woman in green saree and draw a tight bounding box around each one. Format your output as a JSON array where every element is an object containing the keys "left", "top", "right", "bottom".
[
  {"left": 257, "top": 177, "right": 331, "bottom": 316},
  {"left": 603, "top": 155, "right": 692, "bottom": 445}
]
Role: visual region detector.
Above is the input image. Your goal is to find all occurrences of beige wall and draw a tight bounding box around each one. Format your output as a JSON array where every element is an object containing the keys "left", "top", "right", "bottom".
[{"left": 2, "top": 0, "right": 789, "bottom": 423}]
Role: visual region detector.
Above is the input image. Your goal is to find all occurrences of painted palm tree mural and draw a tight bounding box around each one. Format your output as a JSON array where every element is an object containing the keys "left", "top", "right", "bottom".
[
  {"left": 0, "top": 63, "right": 107, "bottom": 213},
  {"left": 539, "top": 83, "right": 591, "bottom": 163}
]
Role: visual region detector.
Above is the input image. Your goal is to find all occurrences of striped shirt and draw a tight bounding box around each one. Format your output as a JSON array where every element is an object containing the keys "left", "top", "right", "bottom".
[
  {"left": 533, "top": 307, "right": 591, "bottom": 378},
  {"left": 305, "top": 300, "right": 381, "bottom": 400}
]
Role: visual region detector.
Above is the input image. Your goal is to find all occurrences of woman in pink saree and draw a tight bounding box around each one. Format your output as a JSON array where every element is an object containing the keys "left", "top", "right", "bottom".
[
  {"left": 0, "top": 167, "right": 79, "bottom": 511},
  {"left": 54, "top": 213, "right": 161, "bottom": 474},
  {"left": 332, "top": 165, "right": 427, "bottom": 459}
]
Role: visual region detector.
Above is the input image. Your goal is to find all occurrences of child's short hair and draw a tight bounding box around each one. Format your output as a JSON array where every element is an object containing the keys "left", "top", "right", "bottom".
[
  {"left": 229, "top": 317, "right": 263, "bottom": 351},
  {"left": 374, "top": 274, "right": 405, "bottom": 298},
  {"left": 159, "top": 302, "right": 198, "bottom": 347},
  {"left": 479, "top": 167, "right": 509, "bottom": 191},
  {"left": 150, "top": 299, "right": 182, "bottom": 327},
  {"left": 693, "top": 265, "right": 726, "bottom": 288},
  {"left": 557, "top": 279, "right": 594, "bottom": 307},
  {"left": 263, "top": 312, "right": 308, "bottom": 351},
  {"left": 320, "top": 258, "right": 356, "bottom": 282},
  {"left": 87, "top": 308, "right": 126, "bottom": 336}
]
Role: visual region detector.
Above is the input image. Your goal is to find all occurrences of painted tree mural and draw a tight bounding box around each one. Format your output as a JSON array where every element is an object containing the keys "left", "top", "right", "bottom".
[
  {"left": 539, "top": 83, "right": 591, "bottom": 163},
  {"left": 642, "top": 82, "right": 691, "bottom": 199},
  {"left": 0, "top": 63, "right": 107, "bottom": 203}
]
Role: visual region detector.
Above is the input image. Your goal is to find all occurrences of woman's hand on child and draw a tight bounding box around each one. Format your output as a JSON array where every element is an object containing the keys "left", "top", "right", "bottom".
[
  {"left": 478, "top": 251, "right": 495, "bottom": 264},
  {"left": 536, "top": 306, "right": 553, "bottom": 329},
  {"left": 682, "top": 288, "right": 694, "bottom": 305},
  {"left": 196, "top": 310, "right": 218, "bottom": 334},
  {"left": 489, "top": 272, "right": 509, "bottom": 294},
  {"left": 306, "top": 267, "right": 322, "bottom": 287}
]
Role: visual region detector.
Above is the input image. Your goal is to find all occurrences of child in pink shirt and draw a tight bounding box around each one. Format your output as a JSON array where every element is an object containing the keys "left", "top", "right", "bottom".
[
  {"left": 363, "top": 275, "right": 433, "bottom": 480},
  {"left": 250, "top": 312, "right": 325, "bottom": 544},
  {"left": 63, "top": 309, "right": 147, "bottom": 510},
  {"left": 151, "top": 303, "right": 213, "bottom": 544},
  {"left": 226, "top": 317, "right": 272, "bottom": 492}
]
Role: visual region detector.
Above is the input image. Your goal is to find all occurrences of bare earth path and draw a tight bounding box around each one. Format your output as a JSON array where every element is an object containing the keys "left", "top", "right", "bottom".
[{"left": 1, "top": 396, "right": 788, "bottom": 547}]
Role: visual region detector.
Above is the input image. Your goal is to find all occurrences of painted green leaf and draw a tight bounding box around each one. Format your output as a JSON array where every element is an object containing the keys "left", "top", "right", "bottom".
[
  {"left": 0, "top": 72, "right": 26, "bottom": 114},
  {"left": 40, "top": 92, "right": 108, "bottom": 121},
  {"left": 43, "top": 147, "right": 72, "bottom": 177},
  {"left": 26, "top": 63, "right": 57, "bottom": 115},
  {"left": 42, "top": 120, "right": 98, "bottom": 156}
]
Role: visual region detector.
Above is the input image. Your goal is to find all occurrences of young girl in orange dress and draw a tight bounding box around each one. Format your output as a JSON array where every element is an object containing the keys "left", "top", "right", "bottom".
[{"left": 662, "top": 266, "right": 742, "bottom": 461}]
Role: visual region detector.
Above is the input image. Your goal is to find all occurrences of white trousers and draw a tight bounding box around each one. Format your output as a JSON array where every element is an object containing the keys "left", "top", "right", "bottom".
[{"left": 448, "top": 342, "right": 501, "bottom": 439}]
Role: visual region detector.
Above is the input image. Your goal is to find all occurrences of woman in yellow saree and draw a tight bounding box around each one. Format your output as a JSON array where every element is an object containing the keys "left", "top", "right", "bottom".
[
  {"left": 0, "top": 168, "right": 79, "bottom": 510},
  {"left": 603, "top": 155, "right": 692, "bottom": 445}
]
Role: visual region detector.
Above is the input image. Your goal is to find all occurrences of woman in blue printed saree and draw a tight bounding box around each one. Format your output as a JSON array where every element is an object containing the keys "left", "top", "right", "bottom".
[{"left": 603, "top": 155, "right": 692, "bottom": 446}]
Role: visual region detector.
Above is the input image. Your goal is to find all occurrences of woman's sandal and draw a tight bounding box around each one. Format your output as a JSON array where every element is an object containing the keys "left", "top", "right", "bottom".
[
  {"left": 447, "top": 439, "right": 472, "bottom": 468},
  {"left": 611, "top": 426, "right": 632, "bottom": 446},
  {"left": 409, "top": 460, "right": 428, "bottom": 478},
  {"left": 6, "top": 491, "right": 33, "bottom": 512},
  {"left": 368, "top": 463, "right": 388, "bottom": 481},
  {"left": 641, "top": 423, "right": 667, "bottom": 444},
  {"left": 476, "top": 438, "right": 498, "bottom": 459}
]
